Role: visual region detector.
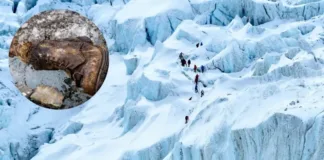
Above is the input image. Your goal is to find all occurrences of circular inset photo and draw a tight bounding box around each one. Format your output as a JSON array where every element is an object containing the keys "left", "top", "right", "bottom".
[{"left": 9, "top": 10, "right": 109, "bottom": 109}]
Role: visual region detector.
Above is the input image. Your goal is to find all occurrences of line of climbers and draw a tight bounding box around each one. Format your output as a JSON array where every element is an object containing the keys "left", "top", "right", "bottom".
[
  {"left": 178, "top": 42, "right": 206, "bottom": 124},
  {"left": 184, "top": 19, "right": 252, "bottom": 124}
]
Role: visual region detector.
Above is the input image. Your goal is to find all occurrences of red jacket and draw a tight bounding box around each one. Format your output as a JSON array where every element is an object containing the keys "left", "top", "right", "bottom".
[{"left": 195, "top": 74, "right": 199, "bottom": 82}]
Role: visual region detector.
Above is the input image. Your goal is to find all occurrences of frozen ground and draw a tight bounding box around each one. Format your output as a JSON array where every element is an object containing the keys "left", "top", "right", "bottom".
[{"left": 1, "top": 0, "right": 324, "bottom": 159}]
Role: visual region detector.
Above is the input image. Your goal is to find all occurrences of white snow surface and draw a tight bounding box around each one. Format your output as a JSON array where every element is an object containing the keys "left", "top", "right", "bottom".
[
  {"left": 1, "top": 0, "right": 324, "bottom": 160},
  {"left": 114, "top": 0, "right": 192, "bottom": 24}
]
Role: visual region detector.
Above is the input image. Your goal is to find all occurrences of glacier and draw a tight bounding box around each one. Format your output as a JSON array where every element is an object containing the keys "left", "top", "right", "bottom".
[{"left": 1, "top": 0, "right": 324, "bottom": 160}]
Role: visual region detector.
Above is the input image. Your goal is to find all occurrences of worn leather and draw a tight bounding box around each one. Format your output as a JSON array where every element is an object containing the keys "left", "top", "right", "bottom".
[
  {"left": 10, "top": 37, "right": 108, "bottom": 96},
  {"left": 29, "top": 39, "right": 86, "bottom": 71},
  {"left": 9, "top": 36, "right": 32, "bottom": 64}
]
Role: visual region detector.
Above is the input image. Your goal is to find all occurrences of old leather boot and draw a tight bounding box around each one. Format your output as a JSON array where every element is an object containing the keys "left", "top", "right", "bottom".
[
  {"left": 28, "top": 39, "right": 86, "bottom": 71},
  {"left": 24, "top": 37, "right": 108, "bottom": 96},
  {"left": 72, "top": 42, "right": 108, "bottom": 95}
]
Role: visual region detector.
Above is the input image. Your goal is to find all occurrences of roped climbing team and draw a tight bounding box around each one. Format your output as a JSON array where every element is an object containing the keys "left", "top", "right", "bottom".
[{"left": 179, "top": 42, "right": 206, "bottom": 124}]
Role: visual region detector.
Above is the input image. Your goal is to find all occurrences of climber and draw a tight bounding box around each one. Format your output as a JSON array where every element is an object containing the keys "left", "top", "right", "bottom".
[
  {"left": 194, "top": 64, "right": 197, "bottom": 72},
  {"left": 196, "top": 43, "right": 199, "bottom": 48},
  {"left": 201, "top": 65, "right": 205, "bottom": 73},
  {"left": 185, "top": 116, "right": 189, "bottom": 124},
  {"left": 195, "top": 74, "right": 199, "bottom": 84},
  {"left": 195, "top": 84, "right": 198, "bottom": 93},
  {"left": 179, "top": 52, "right": 184, "bottom": 60},
  {"left": 181, "top": 58, "right": 187, "bottom": 67},
  {"left": 201, "top": 90, "right": 204, "bottom": 97},
  {"left": 189, "top": 97, "right": 192, "bottom": 101},
  {"left": 200, "top": 42, "right": 203, "bottom": 46},
  {"left": 188, "top": 59, "right": 191, "bottom": 67}
]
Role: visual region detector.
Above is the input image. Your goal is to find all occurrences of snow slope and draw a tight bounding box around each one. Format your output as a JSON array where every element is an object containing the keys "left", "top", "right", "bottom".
[{"left": 1, "top": 0, "right": 324, "bottom": 160}]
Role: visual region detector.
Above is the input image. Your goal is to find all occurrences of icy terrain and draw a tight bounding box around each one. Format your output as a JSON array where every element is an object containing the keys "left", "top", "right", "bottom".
[{"left": 1, "top": 0, "right": 324, "bottom": 159}]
